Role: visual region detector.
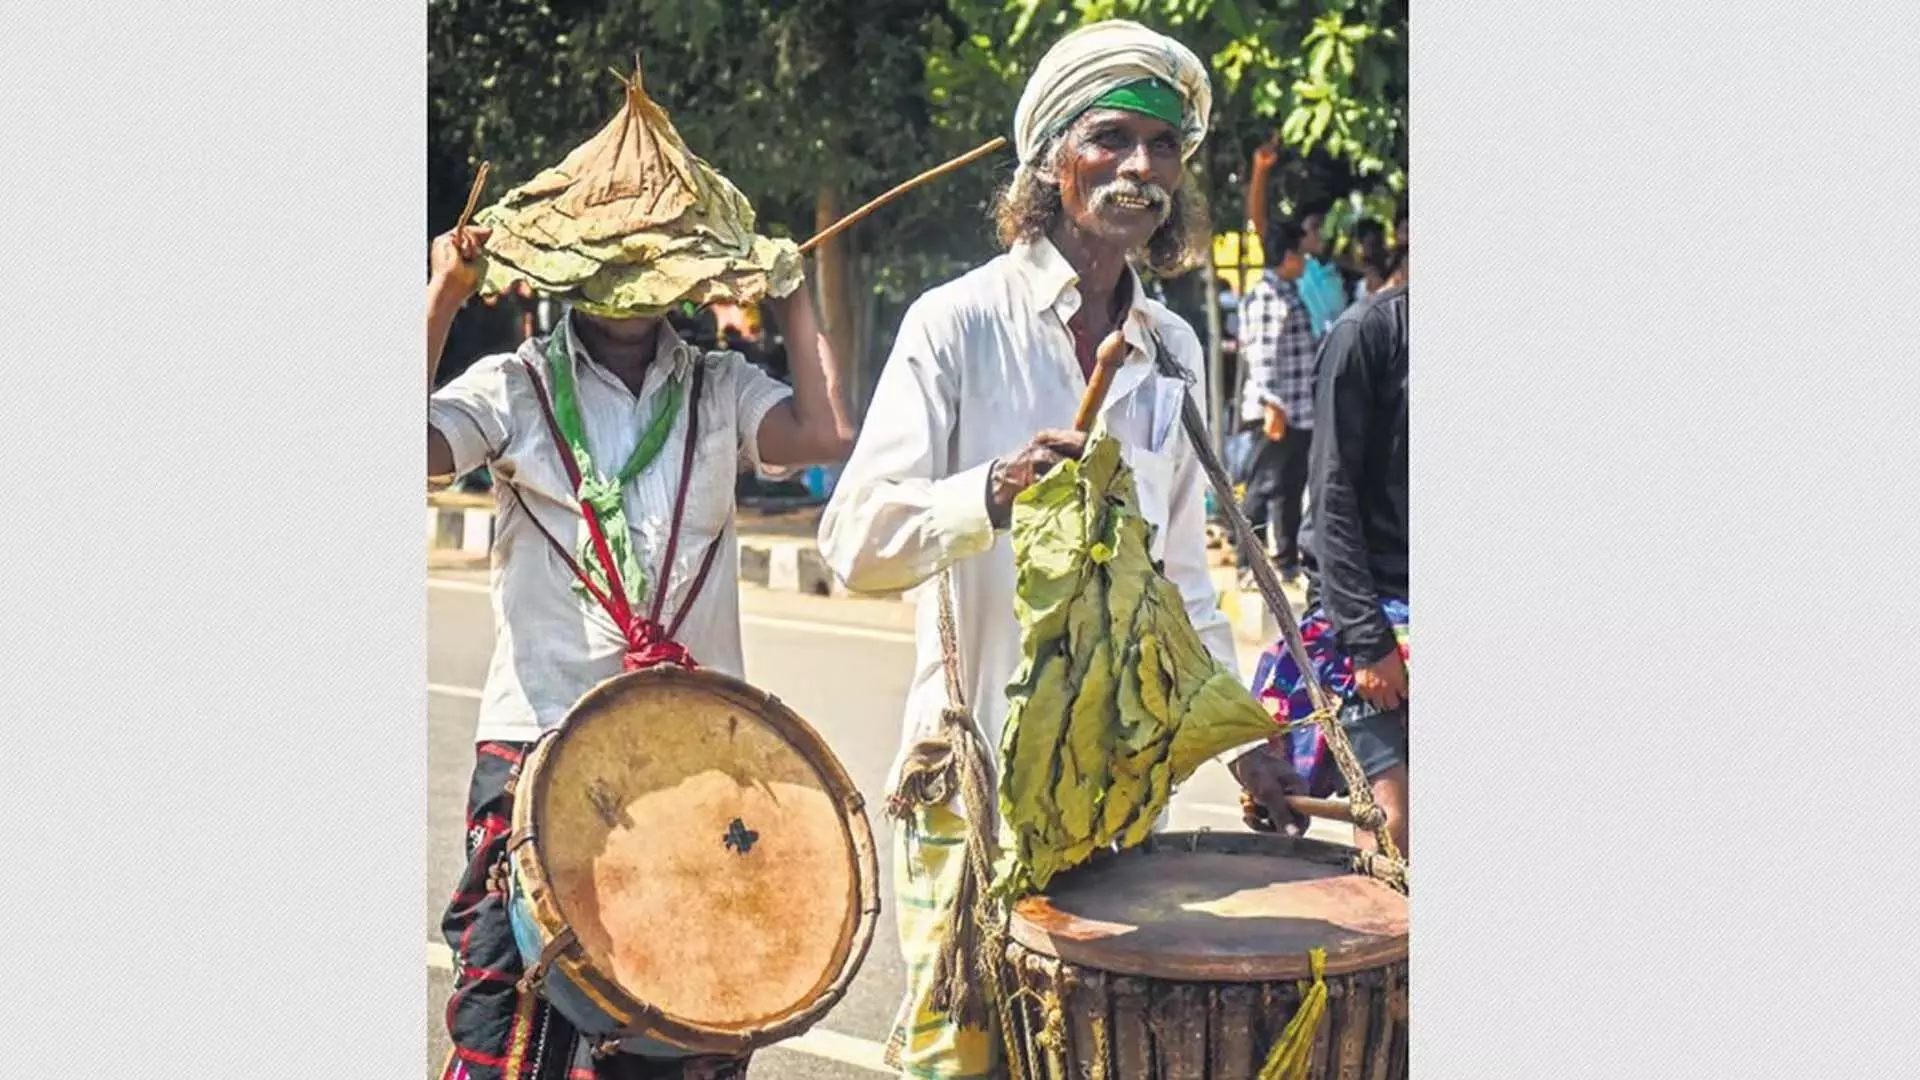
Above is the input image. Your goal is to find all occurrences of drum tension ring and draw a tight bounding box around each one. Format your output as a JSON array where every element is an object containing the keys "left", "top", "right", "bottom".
[{"left": 723, "top": 817, "right": 759, "bottom": 856}]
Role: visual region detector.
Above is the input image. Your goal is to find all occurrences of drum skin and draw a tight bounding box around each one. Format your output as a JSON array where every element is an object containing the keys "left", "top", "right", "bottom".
[
  {"left": 1000, "top": 831, "right": 1408, "bottom": 1079},
  {"left": 506, "top": 666, "right": 879, "bottom": 1056}
]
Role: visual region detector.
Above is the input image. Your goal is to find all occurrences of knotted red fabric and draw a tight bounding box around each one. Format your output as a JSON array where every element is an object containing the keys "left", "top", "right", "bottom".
[{"left": 620, "top": 615, "right": 695, "bottom": 672}]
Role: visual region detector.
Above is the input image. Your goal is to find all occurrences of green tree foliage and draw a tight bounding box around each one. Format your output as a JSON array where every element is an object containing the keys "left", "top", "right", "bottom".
[{"left": 428, "top": 0, "right": 1406, "bottom": 390}]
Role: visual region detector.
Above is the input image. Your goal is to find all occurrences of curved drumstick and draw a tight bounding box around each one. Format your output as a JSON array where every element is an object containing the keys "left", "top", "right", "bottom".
[
  {"left": 799, "top": 137, "right": 1008, "bottom": 256},
  {"left": 454, "top": 160, "right": 491, "bottom": 241},
  {"left": 1072, "top": 331, "right": 1130, "bottom": 432}
]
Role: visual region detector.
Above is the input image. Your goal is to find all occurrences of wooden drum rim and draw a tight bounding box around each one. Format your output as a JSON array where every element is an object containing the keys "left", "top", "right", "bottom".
[
  {"left": 1006, "top": 831, "right": 1408, "bottom": 984},
  {"left": 518, "top": 665, "right": 881, "bottom": 1053}
]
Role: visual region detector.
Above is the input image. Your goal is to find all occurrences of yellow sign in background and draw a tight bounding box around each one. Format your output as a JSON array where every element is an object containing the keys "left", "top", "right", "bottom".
[{"left": 1212, "top": 230, "right": 1266, "bottom": 294}]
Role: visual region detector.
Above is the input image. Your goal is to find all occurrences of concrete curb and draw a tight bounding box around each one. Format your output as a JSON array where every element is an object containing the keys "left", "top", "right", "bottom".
[
  {"left": 426, "top": 495, "right": 1293, "bottom": 641},
  {"left": 426, "top": 495, "right": 893, "bottom": 601},
  {"left": 736, "top": 536, "right": 871, "bottom": 599}
]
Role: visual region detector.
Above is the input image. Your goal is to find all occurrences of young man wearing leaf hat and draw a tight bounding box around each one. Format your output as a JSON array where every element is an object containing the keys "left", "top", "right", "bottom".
[
  {"left": 817, "top": 20, "right": 1295, "bottom": 1077},
  {"left": 424, "top": 70, "right": 853, "bottom": 1080}
]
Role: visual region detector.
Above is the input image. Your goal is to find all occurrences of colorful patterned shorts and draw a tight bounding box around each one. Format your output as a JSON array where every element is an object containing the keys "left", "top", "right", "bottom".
[{"left": 1248, "top": 598, "right": 1409, "bottom": 795}]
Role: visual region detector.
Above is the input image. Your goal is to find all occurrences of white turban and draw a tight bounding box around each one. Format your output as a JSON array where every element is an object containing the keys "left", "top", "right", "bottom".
[{"left": 1011, "top": 19, "right": 1213, "bottom": 184}]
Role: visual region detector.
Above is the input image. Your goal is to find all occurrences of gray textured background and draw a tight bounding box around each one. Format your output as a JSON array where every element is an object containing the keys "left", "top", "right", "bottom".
[{"left": 4, "top": 1, "right": 1919, "bottom": 1076}]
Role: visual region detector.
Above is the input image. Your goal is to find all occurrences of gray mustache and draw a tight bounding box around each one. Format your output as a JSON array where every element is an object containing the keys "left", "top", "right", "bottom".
[{"left": 1092, "top": 181, "right": 1170, "bottom": 217}]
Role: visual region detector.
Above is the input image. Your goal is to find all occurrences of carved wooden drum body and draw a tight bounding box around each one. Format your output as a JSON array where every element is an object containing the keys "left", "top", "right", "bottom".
[
  {"left": 505, "top": 666, "right": 879, "bottom": 1058},
  {"left": 1000, "top": 832, "right": 1408, "bottom": 1079}
]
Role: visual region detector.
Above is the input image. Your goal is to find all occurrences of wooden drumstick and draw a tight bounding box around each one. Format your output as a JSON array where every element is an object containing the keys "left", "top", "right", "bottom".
[
  {"left": 1072, "top": 331, "right": 1130, "bottom": 432},
  {"left": 800, "top": 137, "right": 1008, "bottom": 256},
  {"left": 1241, "top": 790, "right": 1373, "bottom": 828},
  {"left": 454, "top": 160, "right": 491, "bottom": 240},
  {"left": 1284, "top": 795, "right": 1369, "bottom": 826}
]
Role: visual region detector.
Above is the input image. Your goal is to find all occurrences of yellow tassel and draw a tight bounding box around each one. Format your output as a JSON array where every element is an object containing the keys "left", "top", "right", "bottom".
[
  {"left": 501, "top": 988, "right": 541, "bottom": 1079},
  {"left": 1257, "top": 948, "right": 1329, "bottom": 1080}
]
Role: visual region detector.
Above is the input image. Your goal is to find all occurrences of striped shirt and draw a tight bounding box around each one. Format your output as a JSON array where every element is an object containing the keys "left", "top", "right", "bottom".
[
  {"left": 429, "top": 312, "right": 793, "bottom": 742},
  {"left": 1238, "top": 269, "right": 1319, "bottom": 429}
]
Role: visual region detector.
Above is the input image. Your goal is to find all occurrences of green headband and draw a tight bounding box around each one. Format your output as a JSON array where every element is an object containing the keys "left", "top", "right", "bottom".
[{"left": 1089, "top": 77, "right": 1185, "bottom": 128}]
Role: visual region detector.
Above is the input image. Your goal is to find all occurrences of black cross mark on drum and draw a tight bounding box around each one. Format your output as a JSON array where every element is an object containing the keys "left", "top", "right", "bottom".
[{"left": 723, "top": 818, "right": 758, "bottom": 856}]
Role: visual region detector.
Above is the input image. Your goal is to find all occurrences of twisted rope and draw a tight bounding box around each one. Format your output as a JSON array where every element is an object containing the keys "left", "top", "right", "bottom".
[{"left": 1148, "top": 337, "right": 1405, "bottom": 878}]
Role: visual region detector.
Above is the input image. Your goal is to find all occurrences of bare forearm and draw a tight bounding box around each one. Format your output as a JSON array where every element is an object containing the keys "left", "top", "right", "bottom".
[
  {"left": 774, "top": 285, "right": 854, "bottom": 461},
  {"left": 426, "top": 278, "right": 468, "bottom": 477},
  {"left": 427, "top": 279, "right": 465, "bottom": 397},
  {"left": 1246, "top": 155, "right": 1273, "bottom": 239},
  {"left": 425, "top": 230, "right": 490, "bottom": 481}
]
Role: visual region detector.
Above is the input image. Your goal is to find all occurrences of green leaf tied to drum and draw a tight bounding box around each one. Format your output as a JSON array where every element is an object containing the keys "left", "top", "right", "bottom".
[
  {"left": 994, "top": 434, "right": 1275, "bottom": 898},
  {"left": 470, "top": 60, "right": 802, "bottom": 319}
]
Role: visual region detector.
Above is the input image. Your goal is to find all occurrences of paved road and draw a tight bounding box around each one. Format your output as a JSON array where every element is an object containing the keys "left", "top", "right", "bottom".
[{"left": 426, "top": 576, "right": 1347, "bottom": 1078}]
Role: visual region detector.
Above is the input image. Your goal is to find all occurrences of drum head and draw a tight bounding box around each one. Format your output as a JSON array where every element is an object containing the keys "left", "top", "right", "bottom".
[
  {"left": 528, "top": 666, "right": 876, "bottom": 1038},
  {"left": 1008, "top": 831, "right": 1406, "bottom": 982}
]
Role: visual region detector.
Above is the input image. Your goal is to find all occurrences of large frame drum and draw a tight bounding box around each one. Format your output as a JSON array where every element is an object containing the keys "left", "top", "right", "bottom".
[
  {"left": 505, "top": 666, "right": 880, "bottom": 1058},
  {"left": 1000, "top": 831, "right": 1408, "bottom": 1079}
]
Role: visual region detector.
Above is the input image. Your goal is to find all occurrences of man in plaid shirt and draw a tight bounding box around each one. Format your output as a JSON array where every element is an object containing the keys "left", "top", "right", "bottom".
[{"left": 1236, "top": 218, "right": 1318, "bottom": 581}]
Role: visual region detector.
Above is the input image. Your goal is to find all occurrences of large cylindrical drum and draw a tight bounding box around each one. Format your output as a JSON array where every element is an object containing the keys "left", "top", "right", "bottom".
[{"left": 1000, "top": 831, "right": 1408, "bottom": 1078}]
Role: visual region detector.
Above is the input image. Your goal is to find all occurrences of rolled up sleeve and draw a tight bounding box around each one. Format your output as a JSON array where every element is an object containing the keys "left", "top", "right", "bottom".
[{"left": 428, "top": 353, "right": 517, "bottom": 479}]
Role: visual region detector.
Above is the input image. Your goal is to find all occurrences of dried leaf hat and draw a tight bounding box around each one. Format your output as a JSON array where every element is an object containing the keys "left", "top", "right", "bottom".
[{"left": 473, "top": 61, "right": 803, "bottom": 319}]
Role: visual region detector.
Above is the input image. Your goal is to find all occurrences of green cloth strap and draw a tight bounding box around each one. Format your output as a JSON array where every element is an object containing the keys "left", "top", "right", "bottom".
[
  {"left": 542, "top": 324, "right": 688, "bottom": 609},
  {"left": 1090, "top": 77, "right": 1185, "bottom": 128}
]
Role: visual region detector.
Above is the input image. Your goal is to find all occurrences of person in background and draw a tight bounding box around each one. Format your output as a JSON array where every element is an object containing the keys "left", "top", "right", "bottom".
[
  {"left": 1386, "top": 207, "right": 1409, "bottom": 286},
  {"left": 1295, "top": 208, "right": 1350, "bottom": 337},
  {"left": 1241, "top": 141, "right": 1343, "bottom": 334},
  {"left": 1235, "top": 218, "right": 1319, "bottom": 585},
  {"left": 1351, "top": 218, "right": 1392, "bottom": 303},
  {"left": 1253, "top": 278, "right": 1409, "bottom": 855}
]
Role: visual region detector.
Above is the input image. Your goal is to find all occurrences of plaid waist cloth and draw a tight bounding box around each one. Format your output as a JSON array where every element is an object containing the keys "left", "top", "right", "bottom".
[
  {"left": 440, "top": 741, "right": 751, "bottom": 1080},
  {"left": 1248, "top": 599, "right": 1409, "bottom": 797}
]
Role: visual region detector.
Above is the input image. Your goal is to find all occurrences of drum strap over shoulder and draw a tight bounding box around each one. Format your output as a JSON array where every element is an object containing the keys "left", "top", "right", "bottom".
[{"left": 499, "top": 355, "right": 726, "bottom": 672}]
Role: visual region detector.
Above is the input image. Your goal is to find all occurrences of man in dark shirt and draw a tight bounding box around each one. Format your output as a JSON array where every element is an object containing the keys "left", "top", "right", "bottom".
[{"left": 1295, "top": 281, "right": 1409, "bottom": 854}]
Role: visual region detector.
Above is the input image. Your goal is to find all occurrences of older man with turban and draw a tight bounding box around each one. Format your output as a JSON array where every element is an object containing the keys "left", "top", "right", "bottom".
[{"left": 818, "top": 20, "right": 1244, "bottom": 1077}]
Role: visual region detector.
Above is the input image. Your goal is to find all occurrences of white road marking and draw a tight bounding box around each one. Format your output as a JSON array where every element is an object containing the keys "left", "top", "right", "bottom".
[
  {"left": 774, "top": 1027, "right": 891, "bottom": 1072},
  {"left": 429, "top": 683, "right": 483, "bottom": 700},
  {"left": 426, "top": 940, "right": 889, "bottom": 1073},
  {"left": 427, "top": 578, "right": 916, "bottom": 645},
  {"left": 740, "top": 612, "right": 913, "bottom": 645}
]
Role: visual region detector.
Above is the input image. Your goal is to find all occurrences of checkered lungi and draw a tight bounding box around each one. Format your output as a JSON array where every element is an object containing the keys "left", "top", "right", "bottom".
[
  {"left": 882, "top": 804, "right": 1001, "bottom": 1080},
  {"left": 439, "top": 742, "right": 752, "bottom": 1080}
]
